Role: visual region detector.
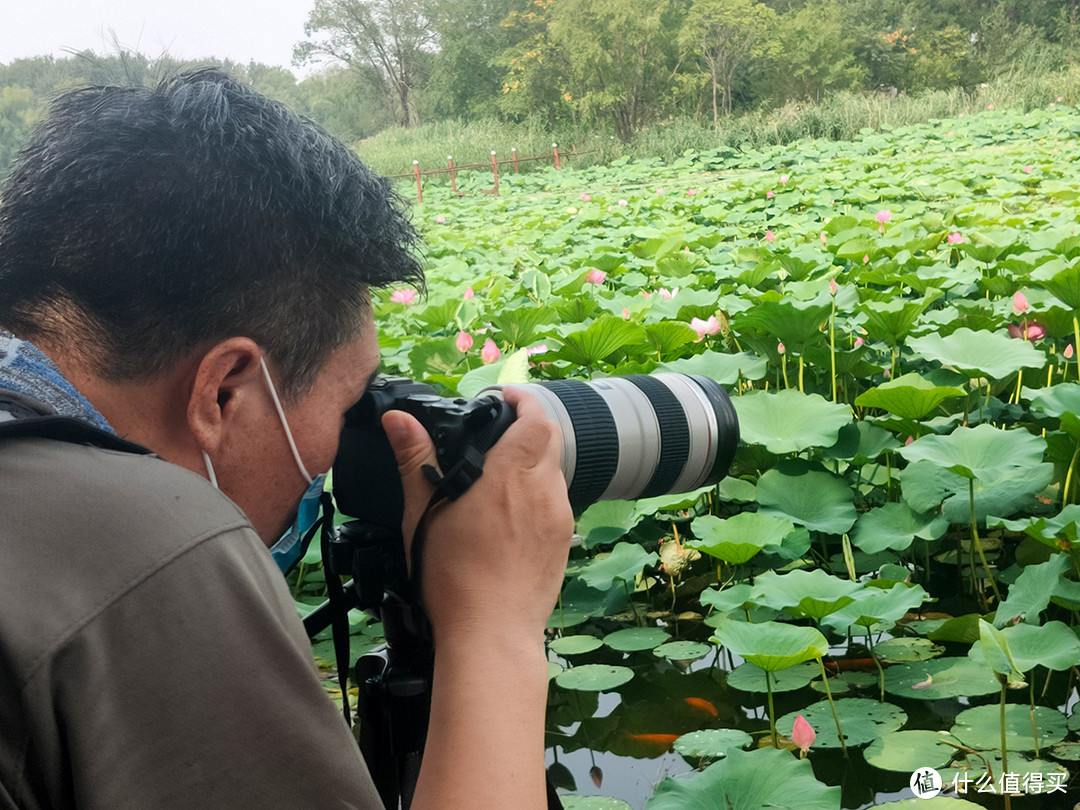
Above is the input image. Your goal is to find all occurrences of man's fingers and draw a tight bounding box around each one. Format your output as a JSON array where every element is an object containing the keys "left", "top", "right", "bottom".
[
  {"left": 495, "top": 387, "right": 564, "bottom": 471},
  {"left": 381, "top": 409, "right": 437, "bottom": 550}
]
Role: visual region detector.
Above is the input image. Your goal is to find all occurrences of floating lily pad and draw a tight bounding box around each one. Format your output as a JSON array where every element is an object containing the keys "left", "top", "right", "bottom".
[
  {"left": 547, "top": 661, "right": 564, "bottom": 680},
  {"left": 864, "top": 730, "right": 957, "bottom": 772},
  {"left": 549, "top": 634, "right": 604, "bottom": 656},
  {"left": 555, "top": 664, "right": 635, "bottom": 692},
  {"left": 733, "top": 390, "right": 853, "bottom": 454},
  {"left": 883, "top": 657, "right": 1000, "bottom": 700},
  {"left": 653, "top": 641, "right": 713, "bottom": 662},
  {"left": 951, "top": 705, "right": 1068, "bottom": 752},
  {"left": 673, "top": 728, "right": 754, "bottom": 759},
  {"left": 726, "top": 661, "right": 818, "bottom": 693},
  {"left": 1047, "top": 741, "right": 1080, "bottom": 762},
  {"left": 875, "top": 637, "right": 945, "bottom": 663},
  {"left": 602, "top": 627, "right": 672, "bottom": 652},
  {"left": 779, "top": 698, "right": 907, "bottom": 749},
  {"left": 647, "top": 747, "right": 841, "bottom": 810}
]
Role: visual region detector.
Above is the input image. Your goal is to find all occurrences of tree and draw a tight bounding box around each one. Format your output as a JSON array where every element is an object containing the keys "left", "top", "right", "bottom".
[
  {"left": 680, "top": 0, "right": 777, "bottom": 125},
  {"left": 295, "top": 0, "right": 437, "bottom": 128}
]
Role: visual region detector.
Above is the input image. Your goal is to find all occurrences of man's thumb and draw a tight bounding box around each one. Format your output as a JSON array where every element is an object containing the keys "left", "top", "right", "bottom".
[{"left": 381, "top": 410, "right": 437, "bottom": 495}]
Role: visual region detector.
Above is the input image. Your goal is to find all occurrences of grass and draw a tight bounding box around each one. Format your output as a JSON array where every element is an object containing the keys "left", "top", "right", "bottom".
[{"left": 355, "top": 64, "right": 1080, "bottom": 181}]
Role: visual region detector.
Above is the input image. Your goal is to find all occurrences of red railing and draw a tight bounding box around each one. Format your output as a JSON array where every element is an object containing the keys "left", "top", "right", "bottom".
[{"left": 386, "top": 144, "right": 597, "bottom": 202}]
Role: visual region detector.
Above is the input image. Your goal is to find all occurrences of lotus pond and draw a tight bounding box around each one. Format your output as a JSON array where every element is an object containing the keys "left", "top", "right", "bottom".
[{"left": 299, "top": 103, "right": 1080, "bottom": 808}]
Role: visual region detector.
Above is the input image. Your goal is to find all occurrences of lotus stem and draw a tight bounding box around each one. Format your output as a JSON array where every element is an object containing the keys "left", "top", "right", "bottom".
[
  {"left": 869, "top": 635, "right": 886, "bottom": 703},
  {"left": 1012, "top": 369, "right": 1023, "bottom": 405},
  {"left": 765, "top": 670, "right": 779, "bottom": 748},
  {"left": 1048, "top": 364, "right": 1054, "bottom": 388},
  {"left": 1064, "top": 441, "right": 1080, "bottom": 506},
  {"left": 829, "top": 300, "right": 837, "bottom": 403},
  {"left": 1029, "top": 676, "right": 1040, "bottom": 757},
  {"left": 1073, "top": 314, "right": 1080, "bottom": 383},
  {"left": 798, "top": 356, "right": 805, "bottom": 393},
  {"left": 781, "top": 353, "right": 790, "bottom": 390},
  {"left": 969, "top": 478, "right": 1003, "bottom": 604},
  {"left": 816, "top": 657, "right": 849, "bottom": 758},
  {"left": 999, "top": 678, "right": 1010, "bottom": 790}
]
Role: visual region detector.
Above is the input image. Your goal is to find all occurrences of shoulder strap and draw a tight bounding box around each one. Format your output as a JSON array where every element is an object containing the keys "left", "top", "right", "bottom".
[{"left": 0, "top": 395, "right": 151, "bottom": 455}]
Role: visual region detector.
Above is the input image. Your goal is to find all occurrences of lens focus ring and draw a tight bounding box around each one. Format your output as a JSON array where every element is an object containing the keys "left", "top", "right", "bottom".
[{"left": 542, "top": 380, "right": 619, "bottom": 508}]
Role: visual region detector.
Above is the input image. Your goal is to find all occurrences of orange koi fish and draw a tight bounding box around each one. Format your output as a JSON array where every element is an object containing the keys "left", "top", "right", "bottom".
[
  {"left": 629, "top": 733, "right": 680, "bottom": 749},
  {"left": 684, "top": 697, "right": 718, "bottom": 718}
]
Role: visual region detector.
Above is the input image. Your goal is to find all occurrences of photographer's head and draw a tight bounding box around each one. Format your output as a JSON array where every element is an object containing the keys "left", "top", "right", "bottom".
[{"left": 0, "top": 68, "right": 420, "bottom": 539}]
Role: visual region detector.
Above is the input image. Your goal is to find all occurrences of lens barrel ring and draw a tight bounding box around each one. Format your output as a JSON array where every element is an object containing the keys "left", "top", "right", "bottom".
[
  {"left": 541, "top": 380, "right": 619, "bottom": 508},
  {"left": 625, "top": 375, "right": 690, "bottom": 498}
]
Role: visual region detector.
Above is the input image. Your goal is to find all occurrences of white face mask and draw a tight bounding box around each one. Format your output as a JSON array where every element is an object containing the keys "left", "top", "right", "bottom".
[{"left": 202, "top": 357, "right": 327, "bottom": 573}]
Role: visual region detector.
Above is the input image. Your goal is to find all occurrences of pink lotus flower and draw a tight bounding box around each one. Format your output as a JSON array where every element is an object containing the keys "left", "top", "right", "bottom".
[
  {"left": 905, "top": 435, "right": 915, "bottom": 446},
  {"left": 820, "top": 232, "right": 828, "bottom": 243},
  {"left": 854, "top": 336, "right": 865, "bottom": 348},
  {"left": 986, "top": 103, "right": 995, "bottom": 110},
  {"left": 1023, "top": 165, "right": 1034, "bottom": 173},
  {"left": 657, "top": 287, "right": 678, "bottom": 300},
  {"left": 455, "top": 331, "right": 473, "bottom": 352},
  {"left": 947, "top": 232, "right": 964, "bottom": 244},
  {"left": 779, "top": 174, "right": 789, "bottom": 184},
  {"left": 766, "top": 190, "right": 775, "bottom": 199},
  {"left": 791, "top": 715, "right": 815, "bottom": 756},
  {"left": 656, "top": 188, "right": 664, "bottom": 194},
  {"left": 390, "top": 288, "right": 417, "bottom": 305},
  {"left": 590, "top": 765, "right": 603, "bottom": 788},
  {"left": 1066, "top": 344, "right": 1075, "bottom": 359},
  {"left": 580, "top": 193, "right": 591, "bottom": 201},
  {"left": 765, "top": 230, "right": 775, "bottom": 243},
  {"left": 1050, "top": 103, "right": 1057, "bottom": 108},
  {"left": 1008, "top": 321, "right": 1045, "bottom": 341},
  {"left": 687, "top": 188, "right": 697, "bottom": 196},
  {"left": 642, "top": 291, "right": 652, "bottom": 299},
  {"left": 618, "top": 199, "right": 628, "bottom": 206},
  {"left": 481, "top": 339, "right": 501, "bottom": 364},
  {"left": 875, "top": 209, "right": 892, "bottom": 224},
  {"left": 777, "top": 341, "right": 785, "bottom": 356},
  {"left": 435, "top": 215, "right": 445, "bottom": 224},
  {"left": 1058, "top": 96, "right": 1064, "bottom": 102},
  {"left": 690, "top": 316, "right": 721, "bottom": 342},
  {"left": 863, "top": 255, "right": 870, "bottom": 264},
  {"left": 585, "top": 269, "right": 607, "bottom": 285},
  {"left": 1013, "top": 291, "right": 1029, "bottom": 314},
  {"left": 527, "top": 344, "right": 549, "bottom": 356},
  {"left": 622, "top": 308, "right": 631, "bottom": 320},
  {"left": 829, "top": 279, "right": 838, "bottom": 295}
]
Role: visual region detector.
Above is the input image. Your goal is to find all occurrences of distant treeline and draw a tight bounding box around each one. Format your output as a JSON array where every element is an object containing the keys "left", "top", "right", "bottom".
[{"left": 1, "top": 0, "right": 1078, "bottom": 174}]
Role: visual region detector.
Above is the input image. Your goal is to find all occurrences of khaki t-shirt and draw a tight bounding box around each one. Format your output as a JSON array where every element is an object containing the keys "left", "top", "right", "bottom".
[{"left": 0, "top": 436, "right": 384, "bottom": 809}]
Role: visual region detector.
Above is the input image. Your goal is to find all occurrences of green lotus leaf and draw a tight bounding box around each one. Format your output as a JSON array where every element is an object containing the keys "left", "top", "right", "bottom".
[
  {"left": 549, "top": 634, "right": 604, "bottom": 656},
  {"left": 850, "top": 502, "right": 948, "bottom": 553},
  {"left": 822, "top": 583, "right": 929, "bottom": 634},
  {"left": 640, "top": 321, "right": 698, "bottom": 358},
  {"left": 1031, "top": 257, "right": 1080, "bottom": 308},
  {"left": 575, "top": 500, "right": 653, "bottom": 549},
  {"left": 1023, "top": 382, "right": 1080, "bottom": 418},
  {"left": 751, "top": 569, "right": 862, "bottom": 620},
  {"left": 653, "top": 641, "right": 713, "bottom": 661},
  {"left": 710, "top": 620, "right": 828, "bottom": 671},
  {"left": 658, "top": 350, "right": 768, "bottom": 384},
  {"left": 555, "top": 664, "right": 635, "bottom": 692},
  {"left": 874, "top": 637, "right": 944, "bottom": 663},
  {"left": 687, "top": 513, "right": 795, "bottom": 565},
  {"left": 899, "top": 424, "right": 1047, "bottom": 476},
  {"left": 726, "top": 661, "right": 818, "bottom": 693},
  {"left": 733, "top": 298, "right": 831, "bottom": 352},
  {"left": 821, "top": 421, "right": 901, "bottom": 463},
  {"left": 778, "top": 697, "right": 907, "bottom": 749},
  {"left": 733, "top": 390, "right": 853, "bottom": 454},
  {"left": 756, "top": 466, "right": 857, "bottom": 534},
  {"left": 550, "top": 578, "right": 629, "bottom": 628},
  {"left": 574, "top": 542, "right": 658, "bottom": 591},
  {"left": 554, "top": 316, "right": 648, "bottom": 366},
  {"left": 561, "top": 798, "right": 632, "bottom": 810},
  {"left": 951, "top": 705, "right": 1068, "bottom": 753},
  {"left": 602, "top": 627, "right": 671, "bottom": 652},
  {"left": 673, "top": 728, "right": 753, "bottom": 759},
  {"left": 488, "top": 304, "right": 558, "bottom": 347},
  {"left": 855, "top": 372, "right": 967, "bottom": 420},
  {"left": 908, "top": 327, "right": 1045, "bottom": 379},
  {"left": 699, "top": 583, "right": 758, "bottom": 613},
  {"left": 647, "top": 748, "right": 841, "bottom": 810},
  {"left": 864, "top": 730, "right": 957, "bottom": 772},
  {"left": 883, "top": 656, "right": 1000, "bottom": 700},
  {"left": 899, "top": 459, "right": 1054, "bottom": 524},
  {"left": 970, "top": 619, "right": 1080, "bottom": 672},
  {"left": 972, "top": 619, "right": 1024, "bottom": 682},
  {"left": 858, "top": 299, "right": 929, "bottom": 345},
  {"left": 993, "top": 554, "right": 1070, "bottom": 627}
]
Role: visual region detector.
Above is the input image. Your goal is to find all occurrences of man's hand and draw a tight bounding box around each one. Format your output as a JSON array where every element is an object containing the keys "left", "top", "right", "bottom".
[{"left": 381, "top": 385, "right": 574, "bottom": 645}]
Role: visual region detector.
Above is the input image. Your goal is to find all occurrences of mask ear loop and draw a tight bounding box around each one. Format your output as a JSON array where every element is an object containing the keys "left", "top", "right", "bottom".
[
  {"left": 202, "top": 450, "right": 219, "bottom": 489},
  {"left": 260, "top": 356, "right": 314, "bottom": 485}
]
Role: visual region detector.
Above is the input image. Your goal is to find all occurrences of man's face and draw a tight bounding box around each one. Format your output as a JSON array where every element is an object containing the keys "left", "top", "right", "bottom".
[{"left": 238, "top": 321, "right": 381, "bottom": 543}]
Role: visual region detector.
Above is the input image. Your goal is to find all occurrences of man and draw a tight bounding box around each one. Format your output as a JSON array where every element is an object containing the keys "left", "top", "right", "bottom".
[{"left": 0, "top": 69, "right": 573, "bottom": 809}]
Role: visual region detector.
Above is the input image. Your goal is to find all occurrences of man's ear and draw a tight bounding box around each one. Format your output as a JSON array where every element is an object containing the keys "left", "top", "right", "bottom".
[{"left": 187, "top": 337, "right": 265, "bottom": 451}]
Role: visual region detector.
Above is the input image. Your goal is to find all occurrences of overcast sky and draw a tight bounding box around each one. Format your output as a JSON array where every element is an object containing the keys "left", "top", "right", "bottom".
[{"left": 2, "top": 1, "right": 321, "bottom": 74}]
